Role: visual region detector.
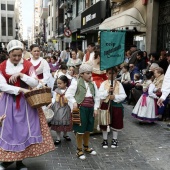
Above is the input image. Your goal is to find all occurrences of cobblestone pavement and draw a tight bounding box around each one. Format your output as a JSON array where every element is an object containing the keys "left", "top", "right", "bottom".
[{"left": 7, "top": 104, "right": 170, "bottom": 170}]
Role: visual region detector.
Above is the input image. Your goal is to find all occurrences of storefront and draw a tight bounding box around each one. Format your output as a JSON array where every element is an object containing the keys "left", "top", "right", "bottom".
[
  {"left": 69, "top": 15, "right": 84, "bottom": 50},
  {"left": 80, "top": 0, "right": 107, "bottom": 50},
  {"left": 99, "top": 7, "right": 146, "bottom": 51}
]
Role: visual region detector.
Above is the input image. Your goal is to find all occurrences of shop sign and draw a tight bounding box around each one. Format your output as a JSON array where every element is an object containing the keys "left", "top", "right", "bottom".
[
  {"left": 76, "top": 34, "right": 86, "bottom": 40},
  {"left": 83, "top": 13, "right": 96, "bottom": 25},
  {"left": 52, "top": 40, "right": 57, "bottom": 44},
  {"left": 81, "top": 1, "right": 106, "bottom": 30}
]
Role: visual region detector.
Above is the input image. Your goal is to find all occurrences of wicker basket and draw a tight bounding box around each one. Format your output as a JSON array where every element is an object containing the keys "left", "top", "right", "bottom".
[{"left": 24, "top": 87, "right": 52, "bottom": 108}]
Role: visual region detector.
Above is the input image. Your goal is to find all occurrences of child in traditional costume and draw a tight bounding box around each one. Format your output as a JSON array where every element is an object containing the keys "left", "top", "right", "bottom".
[
  {"left": 50, "top": 75, "right": 72, "bottom": 145},
  {"left": 65, "top": 63, "right": 100, "bottom": 160},
  {"left": 132, "top": 71, "right": 158, "bottom": 122},
  {"left": 0, "top": 40, "right": 55, "bottom": 170},
  {"left": 99, "top": 67, "right": 126, "bottom": 149}
]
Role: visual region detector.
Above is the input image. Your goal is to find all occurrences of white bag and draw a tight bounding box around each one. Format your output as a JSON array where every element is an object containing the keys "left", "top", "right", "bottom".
[{"left": 42, "top": 106, "right": 54, "bottom": 123}]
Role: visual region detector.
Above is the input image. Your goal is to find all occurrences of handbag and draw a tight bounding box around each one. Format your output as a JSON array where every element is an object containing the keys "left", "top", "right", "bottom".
[{"left": 72, "top": 108, "right": 81, "bottom": 126}]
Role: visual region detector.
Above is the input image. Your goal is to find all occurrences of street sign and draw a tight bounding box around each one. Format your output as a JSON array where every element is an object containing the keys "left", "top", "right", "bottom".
[
  {"left": 64, "top": 28, "right": 72, "bottom": 37},
  {"left": 100, "top": 31, "right": 125, "bottom": 70}
]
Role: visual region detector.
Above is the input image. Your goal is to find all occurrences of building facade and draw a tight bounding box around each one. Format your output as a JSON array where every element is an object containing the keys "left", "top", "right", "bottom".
[
  {"left": 35, "top": 0, "right": 170, "bottom": 54},
  {"left": 0, "top": 0, "right": 18, "bottom": 48}
]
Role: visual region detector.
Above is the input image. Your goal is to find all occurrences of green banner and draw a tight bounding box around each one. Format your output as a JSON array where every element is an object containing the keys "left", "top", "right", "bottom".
[{"left": 100, "top": 31, "right": 125, "bottom": 70}]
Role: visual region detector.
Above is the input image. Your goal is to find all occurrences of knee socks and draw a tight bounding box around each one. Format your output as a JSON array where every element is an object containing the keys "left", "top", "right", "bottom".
[
  {"left": 83, "top": 132, "right": 90, "bottom": 147},
  {"left": 76, "top": 133, "right": 83, "bottom": 150},
  {"left": 56, "top": 132, "right": 61, "bottom": 140},
  {"left": 112, "top": 130, "right": 118, "bottom": 140},
  {"left": 102, "top": 131, "right": 108, "bottom": 140}
]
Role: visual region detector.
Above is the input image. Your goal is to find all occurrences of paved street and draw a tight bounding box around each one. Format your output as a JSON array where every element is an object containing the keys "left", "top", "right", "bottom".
[{"left": 7, "top": 104, "right": 170, "bottom": 170}]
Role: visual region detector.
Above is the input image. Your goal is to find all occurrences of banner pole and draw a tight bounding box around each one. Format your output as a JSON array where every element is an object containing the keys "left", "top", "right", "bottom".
[{"left": 111, "top": 67, "right": 114, "bottom": 95}]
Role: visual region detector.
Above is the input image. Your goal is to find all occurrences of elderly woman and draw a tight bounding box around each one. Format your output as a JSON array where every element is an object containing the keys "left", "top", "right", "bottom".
[
  {"left": 153, "top": 67, "right": 165, "bottom": 120},
  {"left": 0, "top": 40, "right": 55, "bottom": 170}
]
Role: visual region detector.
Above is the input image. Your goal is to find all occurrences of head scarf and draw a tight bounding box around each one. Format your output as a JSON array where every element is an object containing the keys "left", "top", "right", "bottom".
[
  {"left": 7, "top": 40, "right": 23, "bottom": 53},
  {"left": 79, "top": 63, "right": 93, "bottom": 74}
]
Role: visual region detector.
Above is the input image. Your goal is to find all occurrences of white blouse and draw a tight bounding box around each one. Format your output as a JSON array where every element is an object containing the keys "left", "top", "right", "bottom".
[
  {"left": 148, "top": 83, "right": 159, "bottom": 99},
  {"left": 30, "top": 57, "right": 51, "bottom": 88},
  {"left": 161, "top": 65, "right": 170, "bottom": 100},
  {"left": 99, "top": 80, "right": 127, "bottom": 103},
  {"left": 65, "top": 79, "right": 100, "bottom": 111},
  {"left": 83, "top": 51, "right": 95, "bottom": 63},
  {"left": 0, "top": 59, "right": 38, "bottom": 95}
]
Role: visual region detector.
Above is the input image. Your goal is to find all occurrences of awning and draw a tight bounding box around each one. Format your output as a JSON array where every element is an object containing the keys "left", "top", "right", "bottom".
[{"left": 99, "top": 8, "right": 146, "bottom": 32}]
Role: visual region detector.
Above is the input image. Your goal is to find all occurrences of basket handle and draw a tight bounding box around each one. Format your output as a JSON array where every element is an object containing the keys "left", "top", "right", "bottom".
[{"left": 33, "top": 78, "right": 46, "bottom": 88}]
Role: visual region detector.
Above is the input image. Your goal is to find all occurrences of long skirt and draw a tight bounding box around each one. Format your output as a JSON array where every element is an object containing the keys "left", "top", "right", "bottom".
[
  {"left": 132, "top": 94, "right": 158, "bottom": 122},
  {"left": 0, "top": 93, "right": 55, "bottom": 162}
]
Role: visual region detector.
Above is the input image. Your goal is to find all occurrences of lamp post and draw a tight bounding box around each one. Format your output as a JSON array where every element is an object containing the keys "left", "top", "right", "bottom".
[{"left": 15, "top": 23, "right": 19, "bottom": 40}]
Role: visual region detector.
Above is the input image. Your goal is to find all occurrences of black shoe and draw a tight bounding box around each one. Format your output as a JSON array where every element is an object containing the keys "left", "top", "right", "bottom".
[
  {"left": 167, "top": 123, "right": 170, "bottom": 127},
  {"left": 102, "top": 140, "right": 108, "bottom": 149},
  {"left": 16, "top": 161, "right": 27, "bottom": 170},
  {"left": 111, "top": 139, "right": 118, "bottom": 148},
  {"left": 54, "top": 140, "right": 61, "bottom": 145},
  {"left": 0, "top": 162, "right": 14, "bottom": 170},
  {"left": 63, "top": 136, "right": 71, "bottom": 141}
]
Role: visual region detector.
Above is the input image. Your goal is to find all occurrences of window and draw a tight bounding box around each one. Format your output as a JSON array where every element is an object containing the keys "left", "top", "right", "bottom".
[
  {"left": 7, "top": 4, "right": 14, "bottom": 11},
  {"left": 8, "top": 18, "right": 13, "bottom": 36},
  {"left": 78, "top": 0, "right": 85, "bottom": 15},
  {"left": 51, "top": 17, "right": 53, "bottom": 31},
  {"left": 72, "top": 1, "right": 76, "bottom": 18},
  {"left": 49, "top": 5, "right": 50, "bottom": 16},
  {"left": 1, "top": 17, "right": 6, "bottom": 36},
  {"left": 1, "top": 4, "right": 6, "bottom": 10}
]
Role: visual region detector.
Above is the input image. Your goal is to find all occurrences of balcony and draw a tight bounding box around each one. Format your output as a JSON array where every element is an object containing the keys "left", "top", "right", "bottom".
[
  {"left": 40, "top": 7, "right": 48, "bottom": 19},
  {"left": 58, "top": 0, "right": 67, "bottom": 9}
]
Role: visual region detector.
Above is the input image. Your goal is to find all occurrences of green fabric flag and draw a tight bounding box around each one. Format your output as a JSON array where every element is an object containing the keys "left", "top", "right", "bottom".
[{"left": 100, "top": 31, "right": 125, "bottom": 71}]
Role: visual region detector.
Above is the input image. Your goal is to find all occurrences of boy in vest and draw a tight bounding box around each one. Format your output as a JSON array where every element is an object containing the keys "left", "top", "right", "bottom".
[
  {"left": 65, "top": 63, "right": 100, "bottom": 160},
  {"left": 98, "top": 67, "right": 126, "bottom": 149}
]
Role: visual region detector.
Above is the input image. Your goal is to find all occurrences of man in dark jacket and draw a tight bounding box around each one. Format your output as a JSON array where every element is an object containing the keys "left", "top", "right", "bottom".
[{"left": 128, "top": 45, "right": 141, "bottom": 65}]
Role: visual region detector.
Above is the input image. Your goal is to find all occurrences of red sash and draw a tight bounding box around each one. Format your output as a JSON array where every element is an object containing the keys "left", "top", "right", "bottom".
[
  {"left": 85, "top": 52, "right": 90, "bottom": 62},
  {"left": 0, "top": 59, "right": 32, "bottom": 109},
  {"left": 28, "top": 58, "right": 43, "bottom": 79}
]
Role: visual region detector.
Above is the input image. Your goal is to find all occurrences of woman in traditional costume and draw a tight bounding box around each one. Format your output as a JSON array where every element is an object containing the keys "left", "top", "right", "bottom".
[
  {"left": 89, "top": 49, "right": 107, "bottom": 132},
  {"left": 91, "top": 49, "right": 107, "bottom": 89},
  {"left": 29, "top": 44, "right": 51, "bottom": 88},
  {"left": 0, "top": 40, "right": 55, "bottom": 170},
  {"left": 67, "top": 50, "right": 82, "bottom": 68}
]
